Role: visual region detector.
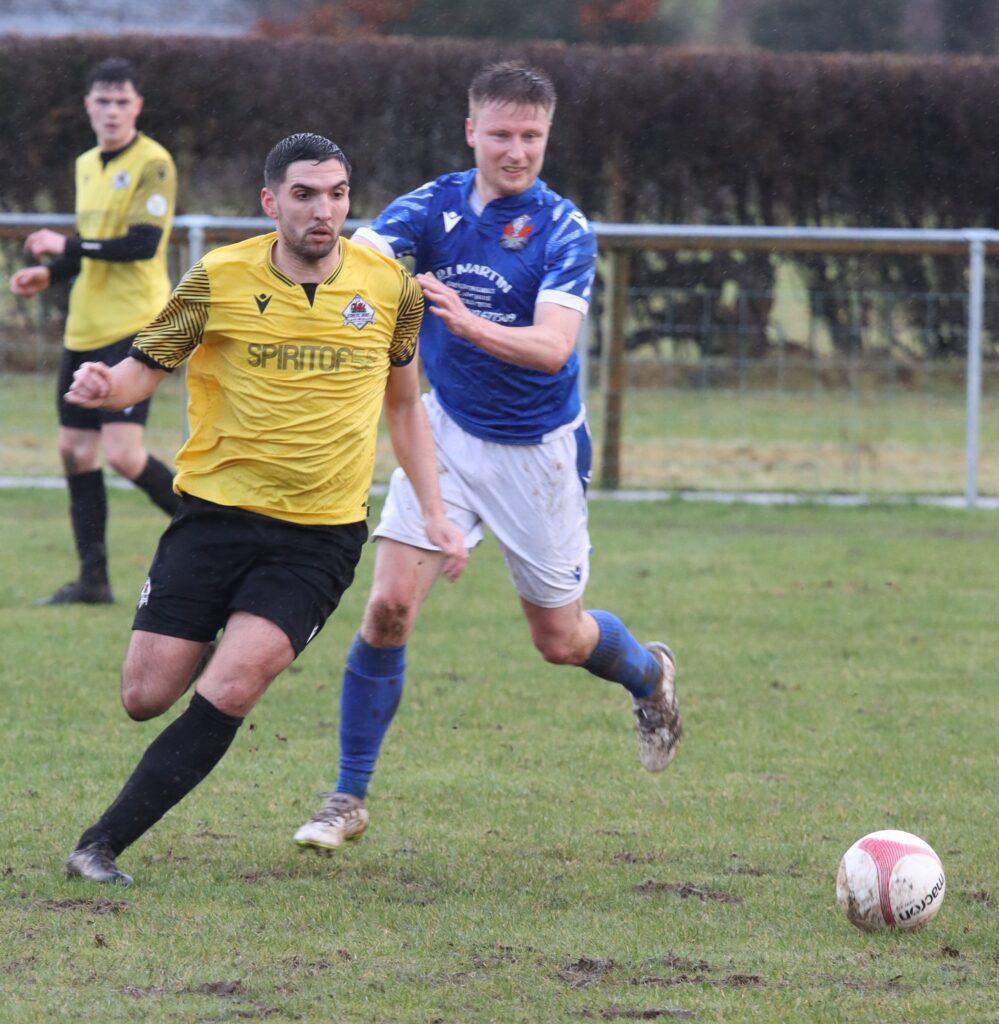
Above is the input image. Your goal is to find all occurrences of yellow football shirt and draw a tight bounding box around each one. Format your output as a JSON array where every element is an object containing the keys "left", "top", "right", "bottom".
[
  {"left": 133, "top": 234, "right": 423, "bottom": 526},
  {"left": 66, "top": 132, "right": 176, "bottom": 352}
]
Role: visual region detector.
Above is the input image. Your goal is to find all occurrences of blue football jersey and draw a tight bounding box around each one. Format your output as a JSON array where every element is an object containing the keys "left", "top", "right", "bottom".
[{"left": 355, "top": 169, "right": 596, "bottom": 444}]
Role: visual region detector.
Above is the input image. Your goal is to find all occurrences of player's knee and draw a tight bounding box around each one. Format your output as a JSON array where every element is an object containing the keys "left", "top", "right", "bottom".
[
  {"left": 119, "top": 662, "right": 176, "bottom": 720},
  {"left": 107, "top": 447, "right": 147, "bottom": 481},
  {"left": 533, "top": 632, "right": 577, "bottom": 666},
  {"left": 362, "top": 595, "right": 415, "bottom": 647},
  {"left": 59, "top": 437, "right": 97, "bottom": 475},
  {"left": 120, "top": 682, "right": 170, "bottom": 721}
]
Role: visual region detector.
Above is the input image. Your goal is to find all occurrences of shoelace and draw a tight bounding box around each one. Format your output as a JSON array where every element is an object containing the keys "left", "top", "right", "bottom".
[{"left": 314, "top": 793, "right": 361, "bottom": 825}]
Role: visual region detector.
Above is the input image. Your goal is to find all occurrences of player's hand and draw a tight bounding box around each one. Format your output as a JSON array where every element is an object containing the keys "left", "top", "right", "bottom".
[
  {"left": 425, "top": 512, "right": 468, "bottom": 582},
  {"left": 9, "top": 266, "right": 51, "bottom": 297},
  {"left": 65, "top": 361, "right": 114, "bottom": 408},
  {"left": 23, "top": 228, "right": 68, "bottom": 258},
  {"left": 416, "top": 272, "right": 479, "bottom": 342}
]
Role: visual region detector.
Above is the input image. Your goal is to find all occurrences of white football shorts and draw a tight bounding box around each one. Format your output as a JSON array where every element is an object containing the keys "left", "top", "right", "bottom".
[{"left": 374, "top": 391, "right": 592, "bottom": 608}]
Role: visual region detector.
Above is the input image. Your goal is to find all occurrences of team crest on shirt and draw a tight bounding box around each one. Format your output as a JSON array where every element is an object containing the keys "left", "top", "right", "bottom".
[
  {"left": 343, "top": 294, "right": 375, "bottom": 330},
  {"left": 500, "top": 215, "right": 533, "bottom": 250},
  {"left": 112, "top": 170, "right": 131, "bottom": 190}
]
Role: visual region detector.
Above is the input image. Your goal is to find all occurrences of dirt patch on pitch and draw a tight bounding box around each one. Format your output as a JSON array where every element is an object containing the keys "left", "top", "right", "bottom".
[
  {"left": 611, "top": 851, "right": 658, "bottom": 865},
  {"left": 121, "top": 985, "right": 167, "bottom": 999},
  {"left": 560, "top": 958, "right": 616, "bottom": 988},
  {"left": 35, "top": 897, "right": 129, "bottom": 915},
  {"left": 580, "top": 1008, "right": 696, "bottom": 1020},
  {"left": 634, "top": 881, "right": 740, "bottom": 903},
  {"left": 2, "top": 956, "right": 38, "bottom": 975},
  {"left": 634, "top": 954, "right": 763, "bottom": 990},
  {"left": 635, "top": 973, "right": 765, "bottom": 989}
]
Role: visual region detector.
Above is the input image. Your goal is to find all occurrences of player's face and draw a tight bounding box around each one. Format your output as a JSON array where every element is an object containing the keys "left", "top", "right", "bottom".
[
  {"left": 466, "top": 101, "right": 551, "bottom": 203},
  {"left": 84, "top": 81, "right": 143, "bottom": 152},
  {"left": 261, "top": 159, "right": 351, "bottom": 264}
]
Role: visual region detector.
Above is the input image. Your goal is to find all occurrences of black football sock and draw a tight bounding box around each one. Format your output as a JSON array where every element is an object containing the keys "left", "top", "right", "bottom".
[
  {"left": 75, "top": 692, "right": 244, "bottom": 856},
  {"left": 67, "top": 469, "right": 108, "bottom": 584},
  {"left": 132, "top": 454, "right": 181, "bottom": 516}
]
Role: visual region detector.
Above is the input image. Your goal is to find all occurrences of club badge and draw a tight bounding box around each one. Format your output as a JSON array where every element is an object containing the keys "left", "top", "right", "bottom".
[
  {"left": 343, "top": 294, "right": 375, "bottom": 330},
  {"left": 112, "top": 171, "right": 131, "bottom": 190},
  {"left": 500, "top": 215, "right": 533, "bottom": 250}
]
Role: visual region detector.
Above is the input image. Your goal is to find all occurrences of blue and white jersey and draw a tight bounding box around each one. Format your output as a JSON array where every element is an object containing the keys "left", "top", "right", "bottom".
[{"left": 354, "top": 169, "right": 596, "bottom": 444}]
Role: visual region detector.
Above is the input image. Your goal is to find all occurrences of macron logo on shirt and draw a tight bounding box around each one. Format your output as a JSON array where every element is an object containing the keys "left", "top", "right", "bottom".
[{"left": 442, "top": 211, "right": 462, "bottom": 233}]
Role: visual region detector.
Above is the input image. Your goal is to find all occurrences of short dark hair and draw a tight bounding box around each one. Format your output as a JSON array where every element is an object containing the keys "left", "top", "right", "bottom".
[
  {"left": 468, "top": 61, "right": 557, "bottom": 118},
  {"left": 263, "top": 133, "right": 352, "bottom": 188},
  {"left": 86, "top": 57, "right": 140, "bottom": 93}
]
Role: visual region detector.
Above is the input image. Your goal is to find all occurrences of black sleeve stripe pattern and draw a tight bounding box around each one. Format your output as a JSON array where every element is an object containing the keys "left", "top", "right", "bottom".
[
  {"left": 128, "top": 345, "right": 172, "bottom": 372},
  {"left": 389, "top": 272, "right": 423, "bottom": 367},
  {"left": 133, "top": 261, "right": 211, "bottom": 369}
]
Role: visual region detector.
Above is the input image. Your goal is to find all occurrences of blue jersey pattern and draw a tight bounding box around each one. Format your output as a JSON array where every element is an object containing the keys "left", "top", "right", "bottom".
[{"left": 363, "top": 169, "right": 597, "bottom": 444}]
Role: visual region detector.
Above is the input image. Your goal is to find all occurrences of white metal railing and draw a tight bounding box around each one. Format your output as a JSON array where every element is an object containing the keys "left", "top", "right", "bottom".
[{"left": 1, "top": 213, "right": 994, "bottom": 506}]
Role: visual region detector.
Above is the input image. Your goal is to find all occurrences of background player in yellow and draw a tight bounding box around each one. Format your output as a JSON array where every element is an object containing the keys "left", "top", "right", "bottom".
[
  {"left": 58, "top": 133, "right": 466, "bottom": 886},
  {"left": 9, "top": 57, "right": 179, "bottom": 606}
]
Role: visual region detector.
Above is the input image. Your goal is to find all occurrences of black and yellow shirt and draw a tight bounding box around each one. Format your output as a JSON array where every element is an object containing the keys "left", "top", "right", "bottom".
[
  {"left": 132, "top": 234, "right": 423, "bottom": 526},
  {"left": 66, "top": 132, "right": 176, "bottom": 351}
]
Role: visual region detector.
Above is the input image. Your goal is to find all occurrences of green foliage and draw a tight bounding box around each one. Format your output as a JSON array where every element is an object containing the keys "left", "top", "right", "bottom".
[
  {"left": 751, "top": 0, "right": 907, "bottom": 53},
  {"left": 2, "top": 35, "right": 999, "bottom": 226},
  {"left": 2, "top": 36, "right": 997, "bottom": 372},
  {"left": 1, "top": 489, "right": 997, "bottom": 1022},
  {"left": 941, "top": 0, "right": 999, "bottom": 54}
]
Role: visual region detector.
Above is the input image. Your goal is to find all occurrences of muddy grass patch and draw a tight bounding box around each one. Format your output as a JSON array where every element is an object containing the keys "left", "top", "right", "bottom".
[
  {"left": 560, "top": 957, "right": 616, "bottom": 988},
  {"left": 34, "top": 897, "right": 130, "bottom": 915},
  {"left": 580, "top": 1007, "right": 696, "bottom": 1020},
  {"left": 634, "top": 881, "right": 740, "bottom": 903}
]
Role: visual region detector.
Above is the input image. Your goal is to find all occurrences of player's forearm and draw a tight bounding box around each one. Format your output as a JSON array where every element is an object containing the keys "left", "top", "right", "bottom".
[
  {"left": 384, "top": 401, "right": 447, "bottom": 522},
  {"left": 461, "top": 316, "right": 576, "bottom": 374},
  {"left": 99, "top": 357, "right": 167, "bottom": 409}
]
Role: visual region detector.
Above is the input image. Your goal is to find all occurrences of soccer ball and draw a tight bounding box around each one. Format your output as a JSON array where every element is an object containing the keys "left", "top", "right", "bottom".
[{"left": 836, "top": 830, "right": 945, "bottom": 931}]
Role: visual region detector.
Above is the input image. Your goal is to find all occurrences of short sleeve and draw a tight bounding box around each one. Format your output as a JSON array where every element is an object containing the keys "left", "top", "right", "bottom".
[
  {"left": 537, "top": 203, "right": 597, "bottom": 315},
  {"left": 127, "top": 157, "right": 177, "bottom": 228},
  {"left": 389, "top": 271, "right": 424, "bottom": 366},
  {"left": 133, "top": 261, "right": 210, "bottom": 369}
]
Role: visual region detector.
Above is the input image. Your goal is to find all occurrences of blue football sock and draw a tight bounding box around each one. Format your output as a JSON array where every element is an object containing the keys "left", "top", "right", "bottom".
[
  {"left": 336, "top": 634, "right": 406, "bottom": 799},
  {"left": 582, "top": 610, "right": 660, "bottom": 698}
]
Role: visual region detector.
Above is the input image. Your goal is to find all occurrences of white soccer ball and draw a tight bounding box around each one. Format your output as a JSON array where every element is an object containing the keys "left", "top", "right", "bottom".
[{"left": 836, "top": 829, "right": 945, "bottom": 931}]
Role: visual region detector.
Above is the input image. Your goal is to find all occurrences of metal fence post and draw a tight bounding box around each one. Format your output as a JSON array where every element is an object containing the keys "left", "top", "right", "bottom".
[
  {"left": 965, "top": 234, "right": 985, "bottom": 508},
  {"left": 599, "top": 247, "right": 629, "bottom": 490},
  {"left": 187, "top": 217, "right": 206, "bottom": 267}
]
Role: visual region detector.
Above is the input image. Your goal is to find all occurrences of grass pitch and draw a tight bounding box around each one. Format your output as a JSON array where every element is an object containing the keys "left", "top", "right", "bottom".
[{"left": 1, "top": 488, "right": 997, "bottom": 1023}]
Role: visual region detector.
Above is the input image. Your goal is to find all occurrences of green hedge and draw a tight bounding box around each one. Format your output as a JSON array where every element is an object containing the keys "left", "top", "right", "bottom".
[
  {"left": 3, "top": 34, "right": 996, "bottom": 364},
  {"left": 2, "top": 34, "right": 998, "bottom": 226}
]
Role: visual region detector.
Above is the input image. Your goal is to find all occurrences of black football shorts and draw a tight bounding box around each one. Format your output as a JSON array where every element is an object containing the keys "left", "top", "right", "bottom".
[
  {"left": 132, "top": 495, "right": 368, "bottom": 655},
  {"left": 57, "top": 335, "right": 153, "bottom": 429}
]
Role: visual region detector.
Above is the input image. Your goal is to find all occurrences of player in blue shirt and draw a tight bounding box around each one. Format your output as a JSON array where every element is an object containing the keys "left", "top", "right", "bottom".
[{"left": 295, "top": 61, "right": 682, "bottom": 852}]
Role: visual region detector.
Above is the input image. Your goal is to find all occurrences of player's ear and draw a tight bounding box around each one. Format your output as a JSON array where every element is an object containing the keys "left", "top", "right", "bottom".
[
  {"left": 464, "top": 117, "right": 475, "bottom": 149},
  {"left": 260, "top": 187, "right": 277, "bottom": 219}
]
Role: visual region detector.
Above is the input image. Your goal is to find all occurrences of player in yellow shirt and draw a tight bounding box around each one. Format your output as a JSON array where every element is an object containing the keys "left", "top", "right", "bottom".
[
  {"left": 9, "top": 57, "right": 179, "bottom": 606},
  {"left": 59, "top": 133, "right": 467, "bottom": 886}
]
